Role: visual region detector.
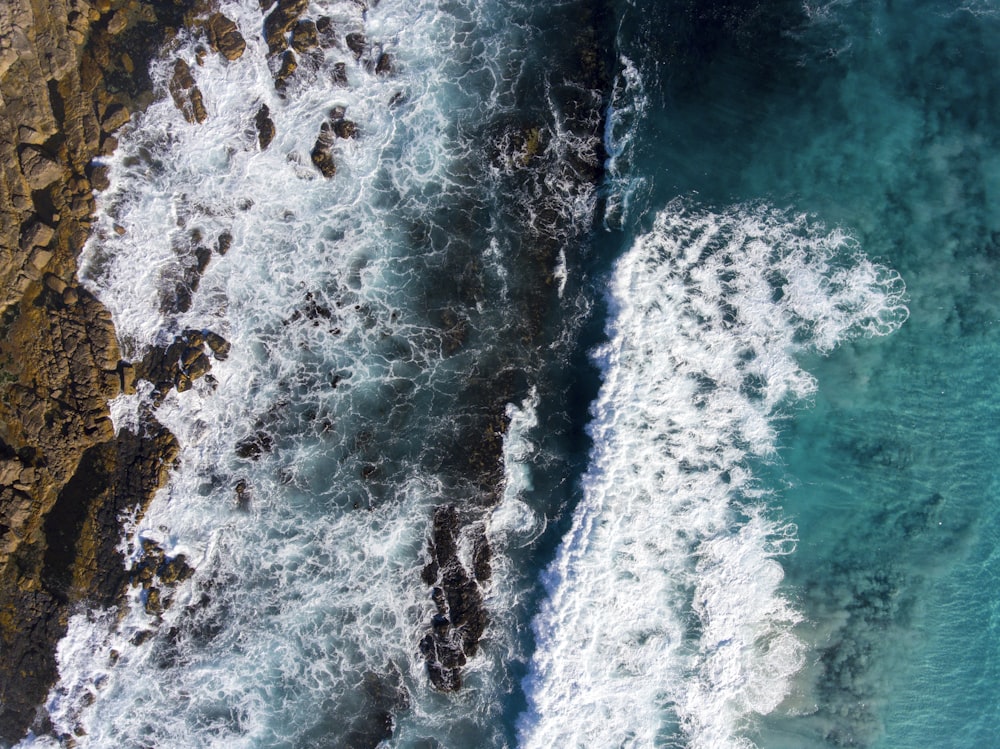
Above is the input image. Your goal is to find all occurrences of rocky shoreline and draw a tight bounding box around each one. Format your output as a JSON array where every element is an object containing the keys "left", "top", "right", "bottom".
[
  {"left": 1, "top": 0, "right": 612, "bottom": 741},
  {"left": 0, "top": 0, "right": 207, "bottom": 743}
]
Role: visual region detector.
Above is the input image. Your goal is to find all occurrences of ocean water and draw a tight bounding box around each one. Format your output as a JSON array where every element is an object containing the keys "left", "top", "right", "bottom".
[{"left": 15, "top": 0, "right": 1000, "bottom": 747}]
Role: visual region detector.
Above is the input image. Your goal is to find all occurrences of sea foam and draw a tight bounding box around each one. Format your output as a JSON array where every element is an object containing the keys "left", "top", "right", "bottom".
[{"left": 519, "top": 201, "right": 907, "bottom": 749}]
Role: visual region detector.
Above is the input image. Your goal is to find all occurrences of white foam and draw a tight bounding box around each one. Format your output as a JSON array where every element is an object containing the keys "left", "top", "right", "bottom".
[
  {"left": 519, "top": 201, "right": 907, "bottom": 749},
  {"left": 27, "top": 0, "right": 610, "bottom": 744},
  {"left": 603, "top": 54, "right": 650, "bottom": 230}
]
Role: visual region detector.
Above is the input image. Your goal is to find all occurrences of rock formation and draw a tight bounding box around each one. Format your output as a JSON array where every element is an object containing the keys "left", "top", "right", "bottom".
[{"left": 0, "top": 0, "right": 199, "bottom": 742}]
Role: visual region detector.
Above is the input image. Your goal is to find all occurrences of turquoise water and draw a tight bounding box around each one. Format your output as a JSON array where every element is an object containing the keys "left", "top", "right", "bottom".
[{"left": 608, "top": 0, "right": 1000, "bottom": 745}]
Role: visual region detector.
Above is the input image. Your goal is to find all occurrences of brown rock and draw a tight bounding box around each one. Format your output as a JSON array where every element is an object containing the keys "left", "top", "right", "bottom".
[
  {"left": 19, "top": 145, "right": 67, "bottom": 190},
  {"left": 207, "top": 13, "right": 246, "bottom": 61},
  {"left": 332, "top": 119, "right": 358, "bottom": 139},
  {"left": 20, "top": 221, "right": 56, "bottom": 251},
  {"left": 263, "top": 0, "right": 310, "bottom": 55},
  {"left": 311, "top": 135, "right": 336, "bottom": 179},
  {"left": 101, "top": 103, "right": 130, "bottom": 133},
  {"left": 204, "top": 331, "right": 231, "bottom": 360},
  {"left": 273, "top": 50, "right": 298, "bottom": 92},
  {"left": 290, "top": 20, "right": 319, "bottom": 53},
  {"left": 169, "top": 58, "right": 208, "bottom": 124},
  {"left": 106, "top": 10, "right": 128, "bottom": 35}
]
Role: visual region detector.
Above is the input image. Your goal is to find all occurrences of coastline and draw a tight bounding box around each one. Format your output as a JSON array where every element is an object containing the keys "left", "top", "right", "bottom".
[
  {"left": 1, "top": 0, "right": 612, "bottom": 742},
  {"left": 0, "top": 1, "right": 200, "bottom": 742}
]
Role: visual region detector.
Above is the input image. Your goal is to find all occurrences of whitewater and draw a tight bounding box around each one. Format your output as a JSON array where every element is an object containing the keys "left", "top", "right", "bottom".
[{"left": 520, "top": 204, "right": 906, "bottom": 749}]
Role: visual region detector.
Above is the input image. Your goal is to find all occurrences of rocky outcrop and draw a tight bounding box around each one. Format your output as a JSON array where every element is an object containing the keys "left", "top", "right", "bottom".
[
  {"left": 205, "top": 12, "right": 246, "bottom": 61},
  {"left": 418, "top": 505, "right": 491, "bottom": 691},
  {"left": 169, "top": 57, "right": 208, "bottom": 124},
  {"left": 263, "top": 0, "right": 310, "bottom": 55},
  {"left": 255, "top": 103, "right": 276, "bottom": 150},
  {"left": 0, "top": 0, "right": 199, "bottom": 743},
  {"left": 310, "top": 107, "right": 358, "bottom": 179}
]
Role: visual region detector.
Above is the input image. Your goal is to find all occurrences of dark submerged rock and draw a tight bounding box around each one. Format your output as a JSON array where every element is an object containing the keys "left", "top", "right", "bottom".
[
  {"left": 331, "top": 62, "right": 349, "bottom": 86},
  {"left": 419, "top": 505, "right": 490, "bottom": 692},
  {"left": 345, "top": 32, "right": 368, "bottom": 59}
]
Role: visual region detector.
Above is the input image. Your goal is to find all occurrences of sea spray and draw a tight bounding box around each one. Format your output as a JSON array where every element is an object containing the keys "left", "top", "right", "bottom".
[{"left": 520, "top": 201, "right": 907, "bottom": 749}]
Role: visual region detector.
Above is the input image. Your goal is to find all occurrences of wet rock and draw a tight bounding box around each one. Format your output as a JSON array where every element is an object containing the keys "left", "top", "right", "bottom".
[
  {"left": 374, "top": 52, "right": 393, "bottom": 76},
  {"left": 206, "top": 13, "right": 246, "bottom": 61},
  {"left": 316, "top": 16, "right": 337, "bottom": 47},
  {"left": 273, "top": 50, "right": 298, "bottom": 93},
  {"left": 87, "top": 163, "right": 111, "bottom": 191},
  {"left": 332, "top": 118, "right": 358, "bottom": 139},
  {"left": 331, "top": 62, "right": 348, "bottom": 86},
  {"left": 345, "top": 32, "right": 367, "bottom": 59},
  {"left": 311, "top": 133, "right": 337, "bottom": 179},
  {"left": 216, "top": 231, "right": 233, "bottom": 255},
  {"left": 290, "top": 19, "right": 319, "bottom": 53},
  {"left": 169, "top": 58, "right": 207, "bottom": 124},
  {"left": 135, "top": 330, "right": 226, "bottom": 400},
  {"left": 419, "top": 506, "right": 489, "bottom": 692},
  {"left": 235, "top": 431, "right": 273, "bottom": 460},
  {"left": 204, "top": 331, "right": 231, "bottom": 360},
  {"left": 0, "top": 0, "right": 209, "bottom": 740},
  {"left": 263, "top": 0, "right": 310, "bottom": 55},
  {"left": 255, "top": 104, "right": 276, "bottom": 150},
  {"left": 234, "top": 478, "right": 251, "bottom": 510}
]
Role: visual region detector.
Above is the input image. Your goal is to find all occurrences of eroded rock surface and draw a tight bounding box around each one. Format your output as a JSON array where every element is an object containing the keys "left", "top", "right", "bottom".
[{"left": 0, "top": 0, "right": 198, "bottom": 742}]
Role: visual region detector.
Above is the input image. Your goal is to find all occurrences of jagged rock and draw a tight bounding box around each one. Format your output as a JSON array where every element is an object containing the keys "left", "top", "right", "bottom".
[
  {"left": 169, "top": 58, "right": 207, "bottom": 124},
  {"left": 235, "top": 431, "right": 273, "bottom": 460},
  {"left": 331, "top": 62, "right": 348, "bottom": 86},
  {"left": 255, "top": 104, "right": 275, "bottom": 150},
  {"left": 19, "top": 145, "right": 66, "bottom": 190},
  {"left": 290, "top": 19, "right": 319, "bottom": 53},
  {"left": 100, "top": 103, "right": 130, "bottom": 133},
  {"left": 375, "top": 52, "right": 394, "bottom": 76},
  {"left": 206, "top": 13, "right": 246, "bottom": 61},
  {"left": 135, "top": 330, "right": 227, "bottom": 400},
  {"left": 0, "top": 0, "right": 209, "bottom": 741},
  {"left": 273, "top": 50, "right": 298, "bottom": 92},
  {"left": 263, "top": 0, "right": 310, "bottom": 55},
  {"left": 216, "top": 231, "right": 233, "bottom": 255},
  {"left": 204, "top": 331, "right": 231, "bottom": 360},
  {"left": 316, "top": 16, "right": 337, "bottom": 47},
  {"left": 419, "top": 506, "right": 489, "bottom": 692},
  {"left": 20, "top": 221, "right": 56, "bottom": 251},
  {"left": 345, "top": 32, "right": 367, "bottom": 59},
  {"left": 311, "top": 128, "right": 337, "bottom": 179},
  {"left": 332, "top": 118, "right": 358, "bottom": 139}
]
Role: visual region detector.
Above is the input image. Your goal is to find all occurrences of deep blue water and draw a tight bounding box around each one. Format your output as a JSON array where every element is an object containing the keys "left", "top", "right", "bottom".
[{"left": 18, "top": 0, "right": 1000, "bottom": 747}]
